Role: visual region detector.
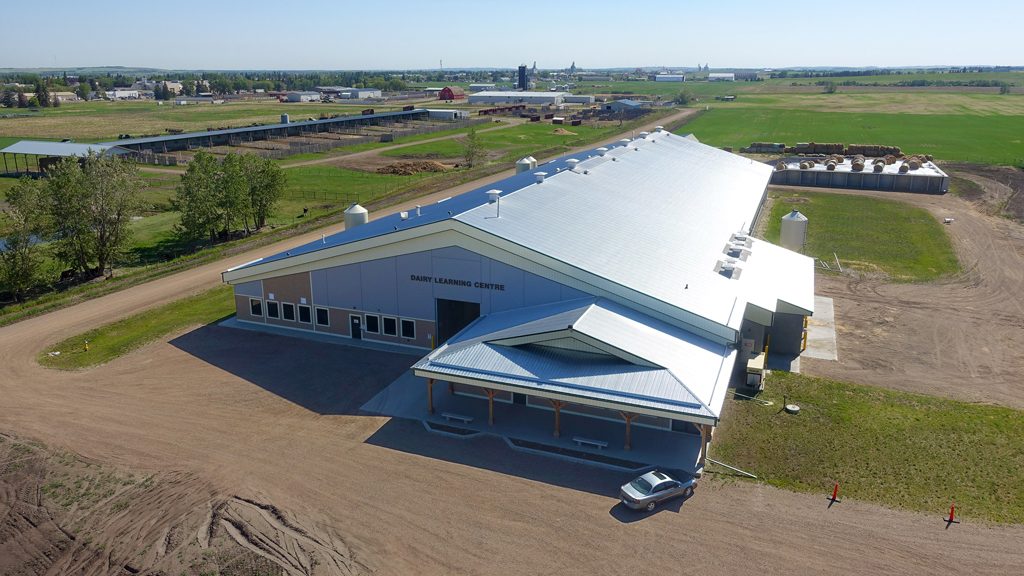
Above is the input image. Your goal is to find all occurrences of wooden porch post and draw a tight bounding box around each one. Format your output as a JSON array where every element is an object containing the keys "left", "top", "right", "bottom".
[
  {"left": 549, "top": 399, "right": 565, "bottom": 438},
  {"left": 485, "top": 389, "right": 496, "bottom": 426},
  {"left": 426, "top": 378, "right": 435, "bottom": 414},
  {"left": 620, "top": 411, "right": 635, "bottom": 451},
  {"left": 698, "top": 424, "right": 707, "bottom": 467}
]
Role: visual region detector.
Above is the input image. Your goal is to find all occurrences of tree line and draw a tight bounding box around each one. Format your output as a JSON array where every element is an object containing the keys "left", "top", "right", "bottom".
[{"left": 0, "top": 152, "right": 286, "bottom": 302}]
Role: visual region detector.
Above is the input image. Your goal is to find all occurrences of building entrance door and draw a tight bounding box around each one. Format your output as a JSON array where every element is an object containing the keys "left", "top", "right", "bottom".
[
  {"left": 350, "top": 315, "right": 362, "bottom": 339},
  {"left": 436, "top": 298, "right": 481, "bottom": 344}
]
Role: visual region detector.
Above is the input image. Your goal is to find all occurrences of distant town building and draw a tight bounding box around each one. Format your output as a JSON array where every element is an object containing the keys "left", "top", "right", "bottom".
[
  {"left": 107, "top": 89, "right": 140, "bottom": 100},
  {"left": 708, "top": 73, "right": 736, "bottom": 82},
  {"left": 655, "top": 74, "right": 686, "bottom": 82},
  {"left": 286, "top": 91, "right": 322, "bottom": 103},
  {"left": 468, "top": 83, "right": 496, "bottom": 92}
]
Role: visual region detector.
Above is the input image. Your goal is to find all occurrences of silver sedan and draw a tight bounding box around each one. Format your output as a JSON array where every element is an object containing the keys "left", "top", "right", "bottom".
[{"left": 619, "top": 470, "right": 696, "bottom": 512}]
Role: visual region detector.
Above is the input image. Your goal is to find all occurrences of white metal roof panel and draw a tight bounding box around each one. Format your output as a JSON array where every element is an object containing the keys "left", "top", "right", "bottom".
[
  {"left": 739, "top": 239, "right": 816, "bottom": 316},
  {"left": 1, "top": 141, "right": 126, "bottom": 157},
  {"left": 454, "top": 131, "right": 773, "bottom": 332}
]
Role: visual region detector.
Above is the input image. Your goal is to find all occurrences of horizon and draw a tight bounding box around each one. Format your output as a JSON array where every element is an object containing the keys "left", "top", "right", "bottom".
[{"left": 2, "top": 0, "right": 1020, "bottom": 71}]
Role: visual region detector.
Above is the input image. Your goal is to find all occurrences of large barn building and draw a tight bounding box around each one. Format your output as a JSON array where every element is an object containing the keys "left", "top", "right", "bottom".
[
  {"left": 222, "top": 129, "right": 814, "bottom": 470},
  {"left": 467, "top": 91, "right": 568, "bottom": 105}
]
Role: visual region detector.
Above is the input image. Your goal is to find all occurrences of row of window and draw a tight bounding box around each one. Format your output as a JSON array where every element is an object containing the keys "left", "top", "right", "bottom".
[
  {"left": 248, "top": 298, "right": 415, "bottom": 339},
  {"left": 363, "top": 313, "right": 416, "bottom": 339},
  {"left": 250, "top": 298, "right": 328, "bottom": 326}
]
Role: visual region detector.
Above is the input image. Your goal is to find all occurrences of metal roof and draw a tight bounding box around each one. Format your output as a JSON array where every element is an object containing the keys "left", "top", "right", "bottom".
[
  {"left": 226, "top": 129, "right": 814, "bottom": 338},
  {"left": 0, "top": 141, "right": 129, "bottom": 157},
  {"left": 413, "top": 297, "right": 734, "bottom": 420},
  {"left": 469, "top": 91, "right": 569, "bottom": 98},
  {"left": 100, "top": 108, "right": 427, "bottom": 148}
]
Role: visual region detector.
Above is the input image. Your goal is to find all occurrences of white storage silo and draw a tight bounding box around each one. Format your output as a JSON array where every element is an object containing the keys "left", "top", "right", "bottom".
[
  {"left": 780, "top": 210, "right": 808, "bottom": 252},
  {"left": 515, "top": 157, "right": 533, "bottom": 174},
  {"left": 344, "top": 203, "right": 369, "bottom": 229}
]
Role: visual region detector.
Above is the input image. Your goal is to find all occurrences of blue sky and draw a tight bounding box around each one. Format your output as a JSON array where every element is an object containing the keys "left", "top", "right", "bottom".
[{"left": 2, "top": 0, "right": 1019, "bottom": 70}]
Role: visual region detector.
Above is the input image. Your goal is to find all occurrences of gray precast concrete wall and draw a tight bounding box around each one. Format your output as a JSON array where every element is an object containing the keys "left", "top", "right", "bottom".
[{"left": 770, "top": 167, "right": 949, "bottom": 194}]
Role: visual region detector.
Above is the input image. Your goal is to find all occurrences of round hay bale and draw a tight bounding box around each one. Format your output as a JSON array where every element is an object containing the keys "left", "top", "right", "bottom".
[
  {"left": 873, "top": 162, "right": 884, "bottom": 172},
  {"left": 925, "top": 154, "right": 934, "bottom": 162},
  {"left": 909, "top": 159, "right": 921, "bottom": 170},
  {"left": 826, "top": 161, "right": 837, "bottom": 171},
  {"left": 775, "top": 161, "right": 786, "bottom": 171},
  {"left": 899, "top": 163, "right": 909, "bottom": 173}
]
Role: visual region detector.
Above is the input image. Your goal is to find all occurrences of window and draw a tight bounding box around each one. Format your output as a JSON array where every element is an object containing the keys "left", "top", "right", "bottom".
[
  {"left": 400, "top": 319, "right": 415, "bottom": 339},
  {"left": 364, "top": 314, "right": 380, "bottom": 334},
  {"left": 298, "top": 304, "right": 311, "bottom": 324},
  {"left": 249, "top": 298, "right": 263, "bottom": 317},
  {"left": 282, "top": 302, "right": 296, "bottom": 321},
  {"left": 315, "top": 307, "right": 330, "bottom": 326},
  {"left": 382, "top": 316, "right": 398, "bottom": 337},
  {"left": 266, "top": 300, "right": 280, "bottom": 319}
]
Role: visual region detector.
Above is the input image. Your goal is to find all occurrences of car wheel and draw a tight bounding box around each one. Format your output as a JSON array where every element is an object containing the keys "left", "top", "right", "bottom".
[
  {"left": 645, "top": 501, "right": 656, "bottom": 512},
  {"left": 683, "top": 486, "right": 694, "bottom": 498}
]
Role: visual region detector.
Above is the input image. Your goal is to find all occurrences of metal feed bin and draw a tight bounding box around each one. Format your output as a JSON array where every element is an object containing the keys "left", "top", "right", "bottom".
[
  {"left": 344, "top": 203, "right": 369, "bottom": 229},
  {"left": 780, "top": 210, "right": 808, "bottom": 252}
]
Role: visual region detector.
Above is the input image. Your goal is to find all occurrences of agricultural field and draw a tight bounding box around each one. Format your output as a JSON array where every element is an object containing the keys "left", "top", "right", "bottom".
[
  {"left": 713, "top": 371, "right": 1024, "bottom": 524},
  {"left": 763, "top": 190, "right": 959, "bottom": 281},
  {"left": 0, "top": 99, "right": 390, "bottom": 142}
]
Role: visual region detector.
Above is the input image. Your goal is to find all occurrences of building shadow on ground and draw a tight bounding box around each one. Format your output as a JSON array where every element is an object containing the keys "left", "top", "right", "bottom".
[
  {"left": 608, "top": 494, "right": 693, "bottom": 523},
  {"left": 364, "top": 417, "right": 635, "bottom": 498},
  {"left": 169, "top": 324, "right": 420, "bottom": 415}
]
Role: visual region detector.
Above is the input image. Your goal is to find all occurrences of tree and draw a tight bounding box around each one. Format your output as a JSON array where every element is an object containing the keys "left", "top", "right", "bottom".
[
  {"left": 52, "top": 94, "right": 61, "bottom": 107},
  {"left": 999, "top": 83, "right": 1011, "bottom": 95},
  {"left": 0, "top": 90, "right": 14, "bottom": 108},
  {"left": 46, "top": 154, "right": 143, "bottom": 277},
  {"left": 75, "top": 83, "right": 89, "bottom": 101},
  {"left": 217, "top": 153, "right": 249, "bottom": 234},
  {"left": 822, "top": 81, "right": 837, "bottom": 94},
  {"left": 674, "top": 89, "right": 696, "bottom": 105},
  {"left": 17, "top": 92, "right": 28, "bottom": 108},
  {"left": 462, "top": 126, "right": 483, "bottom": 168},
  {"left": 34, "top": 80, "right": 50, "bottom": 108},
  {"left": 242, "top": 153, "right": 285, "bottom": 230},
  {"left": 0, "top": 178, "right": 50, "bottom": 300},
  {"left": 174, "top": 150, "right": 222, "bottom": 242}
]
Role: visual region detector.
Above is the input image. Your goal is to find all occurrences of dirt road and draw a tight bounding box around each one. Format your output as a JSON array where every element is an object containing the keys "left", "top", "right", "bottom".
[
  {"left": 774, "top": 184, "right": 1024, "bottom": 409},
  {"left": 5, "top": 112, "right": 1022, "bottom": 574}
]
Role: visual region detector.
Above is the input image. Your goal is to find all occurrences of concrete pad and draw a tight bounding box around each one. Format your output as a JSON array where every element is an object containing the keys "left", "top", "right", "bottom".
[
  {"left": 803, "top": 295, "right": 838, "bottom": 361},
  {"left": 362, "top": 371, "right": 703, "bottom": 474}
]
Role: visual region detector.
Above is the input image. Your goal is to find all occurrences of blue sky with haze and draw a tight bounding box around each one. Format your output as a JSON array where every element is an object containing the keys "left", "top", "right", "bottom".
[{"left": 2, "top": 0, "right": 1018, "bottom": 70}]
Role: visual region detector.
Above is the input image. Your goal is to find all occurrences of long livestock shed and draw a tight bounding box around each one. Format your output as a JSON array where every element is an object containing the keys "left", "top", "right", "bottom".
[
  {"left": 98, "top": 108, "right": 431, "bottom": 154},
  {"left": 0, "top": 141, "right": 131, "bottom": 175},
  {"left": 221, "top": 128, "right": 815, "bottom": 472}
]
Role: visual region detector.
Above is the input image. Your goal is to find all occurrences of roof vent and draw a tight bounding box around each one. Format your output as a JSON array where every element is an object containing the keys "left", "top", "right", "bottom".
[
  {"left": 619, "top": 138, "right": 631, "bottom": 146},
  {"left": 486, "top": 189, "right": 501, "bottom": 204},
  {"left": 534, "top": 171, "right": 548, "bottom": 183},
  {"left": 655, "top": 125, "right": 665, "bottom": 132},
  {"left": 415, "top": 205, "right": 421, "bottom": 217},
  {"left": 596, "top": 147, "right": 609, "bottom": 156},
  {"left": 638, "top": 131, "right": 650, "bottom": 139},
  {"left": 400, "top": 211, "right": 409, "bottom": 220},
  {"left": 715, "top": 257, "right": 744, "bottom": 279},
  {"left": 565, "top": 159, "right": 580, "bottom": 170}
]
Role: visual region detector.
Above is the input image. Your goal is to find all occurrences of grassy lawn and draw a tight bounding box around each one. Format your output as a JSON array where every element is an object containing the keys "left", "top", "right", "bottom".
[
  {"left": 684, "top": 106, "right": 1024, "bottom": 165},
  {"left": 764, "top": 190, "right": 959, "bottom": 281},
  {"left": 38, "top": 285, "right": 233, "bottom": 370},
  {"left": 713, "top": 371, "right": 1024, "bottom": 524}
]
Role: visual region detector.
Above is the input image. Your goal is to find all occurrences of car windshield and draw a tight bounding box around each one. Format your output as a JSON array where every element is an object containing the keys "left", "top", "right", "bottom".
[{"left": 630, "top": 477, "right": 653, "bottom": 495}]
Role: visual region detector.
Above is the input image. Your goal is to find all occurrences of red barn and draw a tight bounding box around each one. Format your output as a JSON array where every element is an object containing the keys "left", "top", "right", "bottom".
[{"left": 438, "top": 86, "right": 466, "bottom": 101}]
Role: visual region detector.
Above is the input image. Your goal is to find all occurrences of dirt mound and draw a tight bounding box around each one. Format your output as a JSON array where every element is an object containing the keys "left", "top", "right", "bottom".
[
  {"left": 552, "top": 128, "right": 577, "bottom": 136},
  {"left": 0, "top": 433, "right": 366, "bottom": 576},
  {"left": 376, "top": 161, "right": 450, "bottom": 175}
]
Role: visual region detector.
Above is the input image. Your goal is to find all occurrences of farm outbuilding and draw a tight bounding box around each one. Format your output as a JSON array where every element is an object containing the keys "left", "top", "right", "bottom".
[
  {"left": 563, "top": 95, "right": 595, "bottom": 104},
  {"left": 468, "top": 83, "right": 496, "bottom": 92},
  {"left": 603, "top": 99, "right": 643, "bottom": 112},
  {"left": 0, "top": 141, "right": 131, "bottom": 175},
  {"left": 221, "top": 128, "right": 814, "bottom": 472},
  {"left": 438, "top": 86, "right": 466, "bottom": 101},
  {"left": 655, "top": 74, "right": 685, "bottom": 82},
  {"left": 287, "top": 91, "right": 322, "bottom": 103},
  {"left": 708, "top": 73, "right": 736, "bottom": 82},
  {"left": 467, "top": 91, "right": 568, "bottom": 105}
]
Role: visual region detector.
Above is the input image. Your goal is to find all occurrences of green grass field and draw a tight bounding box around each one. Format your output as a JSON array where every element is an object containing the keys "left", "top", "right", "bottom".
[
  {"left": 38, "top": 285, "right": 233, "bottom": 370},
  {"left": 764, "top": 190, "right": 959, "bottom": 281},
  {"left": 713, "top": 371, "right": 1024, "bottom": 524},
  {"left": 684, "top": 106, "right": 1024, "bottom": 165}
]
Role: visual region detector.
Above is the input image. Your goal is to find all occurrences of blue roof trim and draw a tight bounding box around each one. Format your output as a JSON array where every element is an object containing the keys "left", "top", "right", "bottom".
[
  {"left": 100, "top": 109, "right": 427, "bottom": 147},
  {"left": 231, "top": 139, "right": 637, "bottom": 272}
]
